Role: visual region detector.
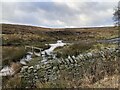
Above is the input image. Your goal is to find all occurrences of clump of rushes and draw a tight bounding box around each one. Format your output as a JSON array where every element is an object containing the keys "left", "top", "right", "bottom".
[
  {"left": 55, "top": 42, "right": 93, "bottom": 58},
  {"left": 2, "top": 46, "right": 27, "bottom": 66}
]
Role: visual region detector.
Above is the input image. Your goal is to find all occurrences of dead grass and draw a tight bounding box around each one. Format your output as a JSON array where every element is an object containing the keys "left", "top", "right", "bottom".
[
  {"left": 2, "top": 46, "right": 26, "bottom": 66},
  {"left": 1, "top": 24, "right": 119, "bottom": 88},
  {"left": 89, "top": 75, "right": 120, "bottom": 88},
  {"left": 2, "top": 74, "right": 21, "bottom": 88},
  {"left": 2, "top": 24, "right": 118, "bottom": 46},
  {"left": 55, "top": 42, "right": 94, "bottom": 58}
]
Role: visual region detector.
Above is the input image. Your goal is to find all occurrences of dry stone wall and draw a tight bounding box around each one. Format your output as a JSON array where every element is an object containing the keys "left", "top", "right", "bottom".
[{"left": 21, "top": 47, "right": 119, "bottom": 88}]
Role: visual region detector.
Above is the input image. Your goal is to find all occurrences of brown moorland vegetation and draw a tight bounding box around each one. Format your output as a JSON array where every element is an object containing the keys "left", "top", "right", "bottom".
[{"left": 1, "top": 24, "right": 119, "bottom": 89}]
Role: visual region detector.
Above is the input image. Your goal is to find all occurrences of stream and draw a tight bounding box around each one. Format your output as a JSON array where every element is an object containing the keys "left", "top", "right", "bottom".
[
  {"left": 0, "top": 40, "right": 66, "bottom": 76},
  {"left": 98, "top": 37, "right": 120, "bottom": 43}
]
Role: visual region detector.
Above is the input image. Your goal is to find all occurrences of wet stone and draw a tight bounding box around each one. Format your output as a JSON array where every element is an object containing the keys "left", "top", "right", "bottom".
[{"left": 29, "top": 66, "right": 34, "bottom": 69}]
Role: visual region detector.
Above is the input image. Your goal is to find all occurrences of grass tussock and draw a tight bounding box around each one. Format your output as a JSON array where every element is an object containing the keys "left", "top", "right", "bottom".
[
  {"left": 55, "top": 42, "right": 94, "bottom": 58},
  {"left": 2, "top": 46, "right": 26, "bottom": 66}
]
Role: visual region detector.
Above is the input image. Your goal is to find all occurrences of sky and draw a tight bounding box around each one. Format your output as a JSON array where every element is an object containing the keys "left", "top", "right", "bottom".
[{"left": 1, "top": 0, "right": 119, "bottom": 28}]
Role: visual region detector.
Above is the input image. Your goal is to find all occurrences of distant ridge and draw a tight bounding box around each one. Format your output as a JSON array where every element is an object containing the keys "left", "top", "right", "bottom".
[
  {"left": 2, "top": 23, "right": 118, "bottom": 46},
  {"left": 1, "top": 23, "right": 115, "bottom": 30}
]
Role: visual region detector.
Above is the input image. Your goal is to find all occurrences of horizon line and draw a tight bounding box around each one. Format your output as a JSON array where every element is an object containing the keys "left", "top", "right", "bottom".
[{"left": 1, "top": 22, "right": 115, "bottom": 29}]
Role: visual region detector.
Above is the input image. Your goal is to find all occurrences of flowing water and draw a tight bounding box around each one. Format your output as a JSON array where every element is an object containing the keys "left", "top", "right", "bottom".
[
  {"left": 98, "top": 37, "right": 120, "bottom": 43},
  {"left": 0, "top": 40, "right": 66, "bottom": 76}
]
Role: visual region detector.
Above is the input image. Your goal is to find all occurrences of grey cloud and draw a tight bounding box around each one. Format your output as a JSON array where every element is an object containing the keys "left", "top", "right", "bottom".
[{"left": 2, "top": 1, "right": 118, "bottom": 27}]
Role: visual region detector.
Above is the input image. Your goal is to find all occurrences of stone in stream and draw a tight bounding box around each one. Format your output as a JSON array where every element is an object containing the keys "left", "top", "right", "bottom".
[
  {"left": 22, "top": 66, "right": 28, "bottom": 69},
  {"left": 29, "top": 66, "right": 34, "bottom": 69},
  {"left": 20, "top": 60, "right": 27, "bottom": 65}
]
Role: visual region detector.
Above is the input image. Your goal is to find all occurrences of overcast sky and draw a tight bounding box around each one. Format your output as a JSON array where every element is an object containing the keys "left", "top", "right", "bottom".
[{"left": 1, "top": 0, "right": 119, "bottom": 28}]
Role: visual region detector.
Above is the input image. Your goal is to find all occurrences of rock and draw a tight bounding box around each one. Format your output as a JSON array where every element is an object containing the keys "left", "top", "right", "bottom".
[
  {"left": 35, "top": 65, "right": 40, "bottom": 70},
  {"left": 29, "top": 66, "right": 34, "bottom": 69}
]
